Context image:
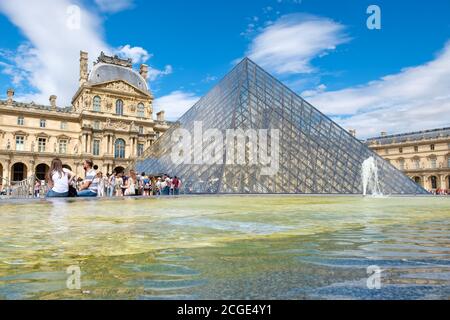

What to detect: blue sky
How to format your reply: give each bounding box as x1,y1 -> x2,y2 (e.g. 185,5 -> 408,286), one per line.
0,0 -> 449,138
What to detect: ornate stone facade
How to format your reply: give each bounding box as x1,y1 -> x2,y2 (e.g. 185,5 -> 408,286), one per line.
366,128 -> 450,192
0,51 -> 170,187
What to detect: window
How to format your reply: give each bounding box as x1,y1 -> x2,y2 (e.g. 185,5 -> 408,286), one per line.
139,126 -> 144,135
399,147 -> 403,154
15,136 -> 25,151
116,99 -> 124,116
40,119 -> 46,128
399,159 -> 405,170
114,139 -> 125,159
414,146 -> 419,152
38,138 -> 46,152
59,140 -> 68,154
93,139 -> 100,156
137,103 -> 145,117
137,143 -> 144,157
61,122 -> 67,130
93,96 -> 101,112
430,176 -> 437,189
430,144 -> 435,151
430,158 -> 437,169
17,116 -> 24,126
414,159 -> 420,169
93,121 -> 100,130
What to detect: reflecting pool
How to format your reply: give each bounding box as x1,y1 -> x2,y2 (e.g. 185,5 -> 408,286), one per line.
0,195 -> 449,300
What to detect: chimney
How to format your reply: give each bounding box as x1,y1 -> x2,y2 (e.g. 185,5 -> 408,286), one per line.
79,51 -> 89,86
349,129 -> 356,137
140,64 -> 148,79
49,95 -> 57,108
380,132 -> 387,137
156,110 -> 165,122
6,88 -> 14,103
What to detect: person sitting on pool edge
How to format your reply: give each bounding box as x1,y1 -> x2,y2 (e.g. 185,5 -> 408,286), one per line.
77,159 -> 98,197
46,158 -> 75,198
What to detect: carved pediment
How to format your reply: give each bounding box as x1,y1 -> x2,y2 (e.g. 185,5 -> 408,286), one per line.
92,80 -> 150,97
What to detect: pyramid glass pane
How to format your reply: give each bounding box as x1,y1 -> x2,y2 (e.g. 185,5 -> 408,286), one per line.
133,58 -> 428,195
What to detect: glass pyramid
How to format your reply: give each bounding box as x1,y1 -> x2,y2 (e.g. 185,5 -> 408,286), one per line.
134,58 -> 427,195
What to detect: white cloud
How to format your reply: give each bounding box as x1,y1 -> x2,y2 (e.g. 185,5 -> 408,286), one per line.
0,0 -> 169,106
305,42 -> 450,138
0,0 -> 108,105
94,0 -> 134,13
147,65 -> 173,82
245,13 -> 350,74
153,90 -> 200,121
116,45 -> 151,64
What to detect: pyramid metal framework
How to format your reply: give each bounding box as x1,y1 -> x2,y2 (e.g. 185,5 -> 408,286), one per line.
134,58 -> 427,195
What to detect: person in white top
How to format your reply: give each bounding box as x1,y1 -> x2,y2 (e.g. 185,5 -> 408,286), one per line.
46,158 -> 74,198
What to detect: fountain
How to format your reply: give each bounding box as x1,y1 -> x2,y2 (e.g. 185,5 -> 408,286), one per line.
361,156 -> 382,196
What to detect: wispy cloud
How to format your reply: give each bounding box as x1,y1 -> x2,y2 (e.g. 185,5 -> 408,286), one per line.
153,90 -> 200,121
305,42 -> 450,138
94,0 -> 134,13
0,0 -> 169,106
245,13 -> 350,75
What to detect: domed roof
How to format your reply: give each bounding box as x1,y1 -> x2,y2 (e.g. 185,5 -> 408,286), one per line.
88,63 -> 149,92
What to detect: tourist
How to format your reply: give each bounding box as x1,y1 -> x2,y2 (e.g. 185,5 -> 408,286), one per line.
96,172 -> 105,197
124,170 -> 138,196
115,171 -> 124,197
46,158 -> 75,198
108,172 -> 116,197
77,159 -> 98,197
142,173 -> 150,196
155,177 -> 162,196
121,172 -> 128,196
173,176 -> 181,195
34,180 -> 41,198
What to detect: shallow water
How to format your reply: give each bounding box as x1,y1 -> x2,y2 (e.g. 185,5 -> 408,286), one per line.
0,195 -> 449,300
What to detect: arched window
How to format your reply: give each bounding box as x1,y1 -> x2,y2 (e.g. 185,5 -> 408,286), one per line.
93,96 -> 101,112
137,103 -> 145,118
114,139 -> 126,159
430,176 -> 437,189
116,99 -> 124,116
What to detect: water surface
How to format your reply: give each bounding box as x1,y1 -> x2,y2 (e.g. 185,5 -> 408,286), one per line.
0,195 -> 449,299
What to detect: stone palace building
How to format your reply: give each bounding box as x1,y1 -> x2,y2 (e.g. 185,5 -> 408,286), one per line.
0,51 -> 170,187
367,128 -> 450,192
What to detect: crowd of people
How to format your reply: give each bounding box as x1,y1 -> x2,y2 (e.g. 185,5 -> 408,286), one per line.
41,158 -> 182,198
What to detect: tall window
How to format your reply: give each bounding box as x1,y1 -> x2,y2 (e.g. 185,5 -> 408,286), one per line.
40,119 -> 46,128
414,159 -> 420,169
93,139 -> 100,156
414,146 -> 419,152
137,143 -> 144,157
38,138 -> 46,152
114,139 -> 125,159
15,136 -> 25,151
59,140 -> 68,154
139,126 -> 144,135
430,158 -> 437,169
17,116 -> 24,126
93,96 -> 101,112
137,103 -> 145,118
116,99 -> 124,116
430,144 -> 435,151
61,122 -> 67,130
430,176 -> 437,189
